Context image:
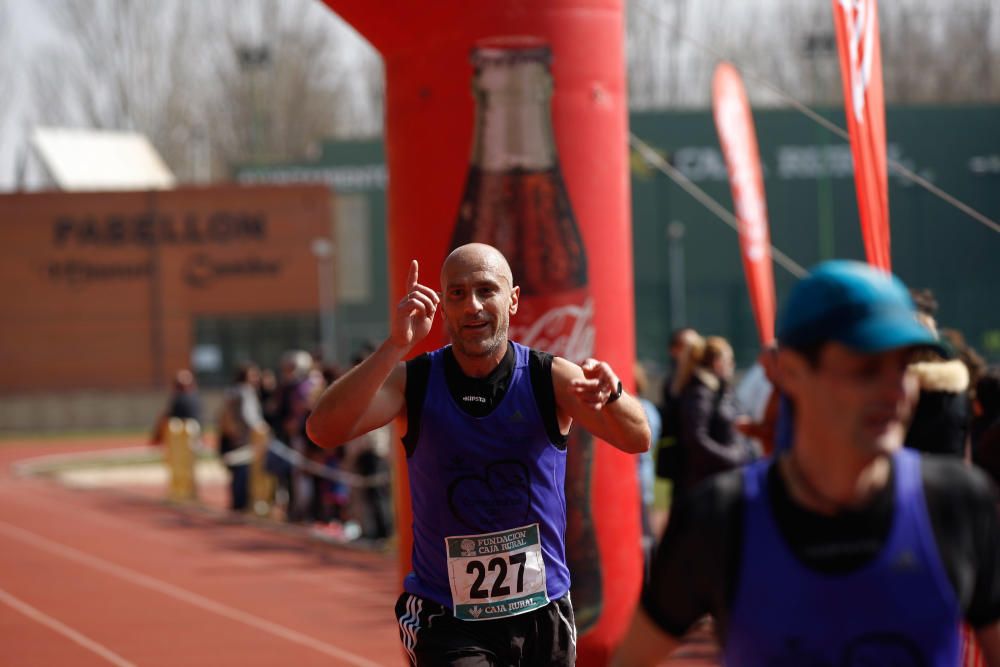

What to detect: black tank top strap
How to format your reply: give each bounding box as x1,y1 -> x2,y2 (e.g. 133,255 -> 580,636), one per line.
403,353 -> 432,457
528,349 -> 568,449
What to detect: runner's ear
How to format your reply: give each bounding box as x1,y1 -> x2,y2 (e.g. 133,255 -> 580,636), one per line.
774,348 -> 808,400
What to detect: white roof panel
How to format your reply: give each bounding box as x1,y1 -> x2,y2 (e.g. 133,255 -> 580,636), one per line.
31,127 -> 176,191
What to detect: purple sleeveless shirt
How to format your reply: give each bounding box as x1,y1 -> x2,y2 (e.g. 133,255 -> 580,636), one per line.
724,448 -> 961,666
403,342 -> 571,616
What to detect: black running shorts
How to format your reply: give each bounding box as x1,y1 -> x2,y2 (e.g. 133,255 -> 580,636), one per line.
395,591 -> 576,666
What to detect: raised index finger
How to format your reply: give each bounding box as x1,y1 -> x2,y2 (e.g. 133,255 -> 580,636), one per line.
407,259 -> 418,291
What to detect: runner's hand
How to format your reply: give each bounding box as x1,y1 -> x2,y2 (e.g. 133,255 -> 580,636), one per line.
571,358 -> 621,410
392,260 -> 439,352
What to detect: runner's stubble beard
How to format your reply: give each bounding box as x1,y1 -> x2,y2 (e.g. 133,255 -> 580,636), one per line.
446,311 -> 510,359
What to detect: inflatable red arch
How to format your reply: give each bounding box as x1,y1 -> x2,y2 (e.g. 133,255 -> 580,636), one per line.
319,2 -> 641,663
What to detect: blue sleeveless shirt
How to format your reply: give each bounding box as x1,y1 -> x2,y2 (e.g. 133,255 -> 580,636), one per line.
724,448 -> 961,666
403,342 -> 571,618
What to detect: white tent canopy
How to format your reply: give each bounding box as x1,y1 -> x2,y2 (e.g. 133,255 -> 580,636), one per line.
31,127 -> 175,191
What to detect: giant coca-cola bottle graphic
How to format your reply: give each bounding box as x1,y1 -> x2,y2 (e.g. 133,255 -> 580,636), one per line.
449,37 -> 602,632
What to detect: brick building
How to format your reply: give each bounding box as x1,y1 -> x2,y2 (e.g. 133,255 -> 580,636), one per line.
1,184 -> 332,398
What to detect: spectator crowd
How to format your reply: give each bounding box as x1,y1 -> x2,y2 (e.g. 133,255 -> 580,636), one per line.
156,344 -> 394,545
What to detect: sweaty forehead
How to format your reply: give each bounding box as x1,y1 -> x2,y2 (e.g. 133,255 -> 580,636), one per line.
440,248 -> 512,288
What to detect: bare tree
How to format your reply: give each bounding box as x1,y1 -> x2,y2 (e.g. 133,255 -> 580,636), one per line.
25,0 -> 383,183
30,2 -> 193,131
0,0 -> 14,170
626,0 -> 1000,110
19,0 -> 996,181
882,0 -> 998,104
627,0 -> 687,109
200,0 -> 383,172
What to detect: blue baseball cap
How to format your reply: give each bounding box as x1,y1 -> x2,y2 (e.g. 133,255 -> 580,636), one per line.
776,260 -> 946,355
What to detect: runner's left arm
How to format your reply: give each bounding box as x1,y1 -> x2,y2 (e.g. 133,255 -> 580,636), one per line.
551,356 -> 650,454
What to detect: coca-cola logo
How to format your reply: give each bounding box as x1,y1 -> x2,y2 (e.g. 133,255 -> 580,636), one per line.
837,0 -> 876,123
510,298 -> 595,363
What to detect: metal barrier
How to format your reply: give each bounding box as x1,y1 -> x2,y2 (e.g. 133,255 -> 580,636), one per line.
206,427 -> 393,532
165,417 -> 199,502
249,425 -> 276,517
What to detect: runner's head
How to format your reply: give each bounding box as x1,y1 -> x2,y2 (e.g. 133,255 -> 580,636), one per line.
440,244 -> 519,362
774,261 -> 944,458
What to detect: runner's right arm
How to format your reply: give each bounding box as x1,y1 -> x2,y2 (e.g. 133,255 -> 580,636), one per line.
615,469 -> 743,665
306,260 -> 439,448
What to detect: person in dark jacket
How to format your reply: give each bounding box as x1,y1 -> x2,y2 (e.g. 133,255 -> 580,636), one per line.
658,327 -> 699,439
972,366 -> 1000,487
674,335 -> 752,495
150,368 -> 202,445
655,327 -> 700,482
217,363 -> 265,511
904,288 -> 971,457
905,353 -> 971,456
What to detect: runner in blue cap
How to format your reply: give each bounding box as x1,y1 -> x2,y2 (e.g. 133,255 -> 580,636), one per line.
617,260 -> 1000,666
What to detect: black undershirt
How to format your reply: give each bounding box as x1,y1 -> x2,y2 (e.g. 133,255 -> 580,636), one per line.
642,454 -> 1000,642
442,344 -> 517,418
768,461 -> 893,573
401,344 -> 566,456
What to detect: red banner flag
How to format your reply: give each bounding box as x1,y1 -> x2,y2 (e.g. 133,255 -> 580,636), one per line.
712,62 -> 776,346
833,0 -> 891,271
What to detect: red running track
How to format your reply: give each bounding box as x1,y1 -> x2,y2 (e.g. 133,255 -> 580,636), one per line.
0,437 -> 719,666
0,437 -> 401,667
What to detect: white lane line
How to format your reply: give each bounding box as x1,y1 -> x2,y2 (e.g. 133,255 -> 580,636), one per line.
0,484 -> 393,597
0,586 -> 137,667
0,521 -> 386,667
10,446 -> 153,478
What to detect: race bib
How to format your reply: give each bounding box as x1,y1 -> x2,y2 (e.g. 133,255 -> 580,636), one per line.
445,523 -> 549,621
